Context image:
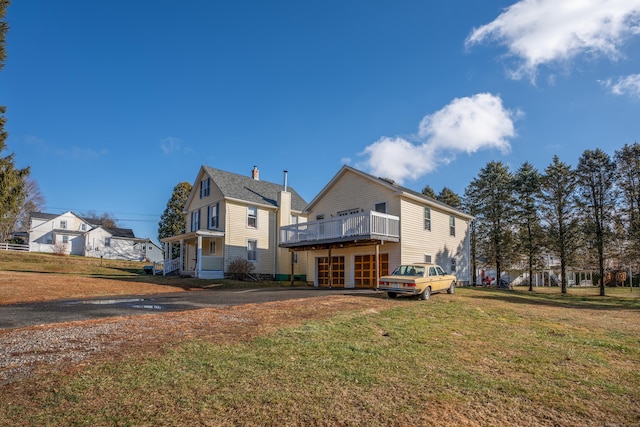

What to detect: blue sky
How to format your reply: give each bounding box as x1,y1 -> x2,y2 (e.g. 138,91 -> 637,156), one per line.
2,1 -> 640,243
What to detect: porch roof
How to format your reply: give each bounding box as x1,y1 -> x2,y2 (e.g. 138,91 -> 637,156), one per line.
161,229 -> 225,243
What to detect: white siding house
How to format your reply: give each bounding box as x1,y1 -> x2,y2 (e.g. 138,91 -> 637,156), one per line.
28,211 -> 158,261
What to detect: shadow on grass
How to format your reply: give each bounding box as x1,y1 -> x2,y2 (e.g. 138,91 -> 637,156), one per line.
465,287 -> 640,311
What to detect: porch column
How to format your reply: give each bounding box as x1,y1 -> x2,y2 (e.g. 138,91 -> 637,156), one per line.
328,247 -> 333,289
196,235 -> 203,278
163,242 -> 169,276
375,243 -> 380,290
180,239 -> 184,274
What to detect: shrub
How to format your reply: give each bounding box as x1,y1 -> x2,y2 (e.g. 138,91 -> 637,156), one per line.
227,257 -> 255,280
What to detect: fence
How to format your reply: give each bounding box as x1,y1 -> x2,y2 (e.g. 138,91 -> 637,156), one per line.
0,243 -> 29,252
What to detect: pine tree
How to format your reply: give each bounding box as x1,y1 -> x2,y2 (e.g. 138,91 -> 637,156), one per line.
539,156 -> 579,294
513,161 -> 544,291
575,149 -> 617,296
0,0 -> 30,241
437,187 -> 461,209
158,182 -> 192,247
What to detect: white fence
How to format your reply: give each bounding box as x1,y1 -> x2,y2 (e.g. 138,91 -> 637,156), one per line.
0,243 -> 29,252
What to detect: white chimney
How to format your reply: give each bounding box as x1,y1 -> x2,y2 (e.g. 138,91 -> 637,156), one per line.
283,170 -> 288,192
251,165 -> 259,181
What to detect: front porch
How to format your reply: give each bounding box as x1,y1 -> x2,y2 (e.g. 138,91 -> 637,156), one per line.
161,230 -> 226,279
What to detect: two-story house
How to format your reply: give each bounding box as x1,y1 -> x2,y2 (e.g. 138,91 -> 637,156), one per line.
161,166 -> 308,279
28,211 -> 159,261
279,165 -> 472,287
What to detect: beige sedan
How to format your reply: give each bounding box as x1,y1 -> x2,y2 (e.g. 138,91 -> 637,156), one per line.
377,263 -> 457,300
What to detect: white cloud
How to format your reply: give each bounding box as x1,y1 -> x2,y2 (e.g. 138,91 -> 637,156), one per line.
359,93 -> 519,184
466,0 -> 640,80
600,73 -> 640,97
161,137 -> 182,155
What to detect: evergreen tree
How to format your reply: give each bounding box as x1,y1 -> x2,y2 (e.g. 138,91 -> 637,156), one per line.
575,149 -> 617,296
437,187 -> 462,209
158,181 -> 192,247
614,142 -> 640,266
513,162 -> 544,291
539,156 -> 579,294
0,0 -> 30,241
465,161 -> 516,284
421,185 -> 436,199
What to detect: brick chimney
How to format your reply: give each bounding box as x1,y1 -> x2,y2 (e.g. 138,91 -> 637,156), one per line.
251,165 -> 259,181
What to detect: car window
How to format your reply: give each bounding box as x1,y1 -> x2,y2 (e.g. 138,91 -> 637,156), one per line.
436,266 -> 445,275
429,267 -> 436,276
415,267 -> 425,276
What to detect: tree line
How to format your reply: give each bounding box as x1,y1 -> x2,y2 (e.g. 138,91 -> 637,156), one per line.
462,145 -> 640,296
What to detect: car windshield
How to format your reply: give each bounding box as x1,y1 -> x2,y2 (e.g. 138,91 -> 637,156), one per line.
391,265 -> 425,276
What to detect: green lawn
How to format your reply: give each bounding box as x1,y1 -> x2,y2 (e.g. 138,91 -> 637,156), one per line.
2,287 -> 639,426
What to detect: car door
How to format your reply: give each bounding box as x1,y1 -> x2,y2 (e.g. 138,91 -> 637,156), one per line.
433,265 -> 449,291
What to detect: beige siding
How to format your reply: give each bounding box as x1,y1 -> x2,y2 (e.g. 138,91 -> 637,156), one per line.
224,200 -> 274,275
186,170 -> 225,232
309,171 -> 400,219
400,197 -> 470,278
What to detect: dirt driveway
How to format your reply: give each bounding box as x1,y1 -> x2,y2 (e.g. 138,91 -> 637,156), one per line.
0,271 -> 399,386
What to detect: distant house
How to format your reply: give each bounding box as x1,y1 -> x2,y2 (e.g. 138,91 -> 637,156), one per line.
161,166 -> 308,279
28,211 -> 160,261
279,165 -> 473,287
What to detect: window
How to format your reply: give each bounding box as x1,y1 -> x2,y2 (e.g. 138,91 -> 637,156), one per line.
374,202 -> 387,213
105,237 -> 111,247
60,220 -> 67,229
208,203 -> 219,229
191,210 -> 200,232
209,240 -> 216,255
62,235 -> 69,243
316,214 -> 324,220
451,258 -> 456,272
449,215 -> 456,236
424,207 -> 431,231
247,206 -> 257,228
200,178 -> 210,198
80,223 -> 86,231
291,215 -> 299,225
247,239 -> 257,261
424,254 -> 432,263
337,208 -> 360,216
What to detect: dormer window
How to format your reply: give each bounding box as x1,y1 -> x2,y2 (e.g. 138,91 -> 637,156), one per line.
60,220 -> 67,229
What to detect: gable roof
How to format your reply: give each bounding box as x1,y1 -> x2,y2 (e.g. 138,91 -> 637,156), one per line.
30,212 -> 137,237
102,226 -> 136,239
306,165 -> 473,220
199,166 -> 307,211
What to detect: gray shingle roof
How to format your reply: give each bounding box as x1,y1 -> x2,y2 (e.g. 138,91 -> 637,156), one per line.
203,166 -> 307,211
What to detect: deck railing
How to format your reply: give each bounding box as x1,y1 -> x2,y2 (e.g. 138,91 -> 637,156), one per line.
279,211 -> 399,246
162,258 -> 181,276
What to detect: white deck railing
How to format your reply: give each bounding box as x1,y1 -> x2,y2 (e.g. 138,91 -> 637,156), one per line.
279,211 -> 399,246
162,258 -> 181,275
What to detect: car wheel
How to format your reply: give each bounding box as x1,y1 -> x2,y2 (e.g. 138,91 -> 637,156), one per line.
420,287 -> 431,300
447,282 -> 455,294
387,292 -> 397,298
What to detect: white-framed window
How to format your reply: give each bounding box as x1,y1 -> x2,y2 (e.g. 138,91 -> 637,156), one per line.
60,220 -> 67,229
209,240 -> 216,255
200,178 -> 210,198
374,202 -> 387,213
191,210 -> 200,232
62,235 -> 69,243
424,254 -> 432,263
424,207 -> 431,231
247,206 -> 257,228
208,203 -> 219,229
81,223 -> 86,231
247,239 -> 257,262
291,215 -> 299,225
449,215 -> 456,237
105,237 -> 111,247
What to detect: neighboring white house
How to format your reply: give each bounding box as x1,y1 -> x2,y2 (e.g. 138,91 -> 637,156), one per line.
28,211 -> 161,261
279,165 -> 473,287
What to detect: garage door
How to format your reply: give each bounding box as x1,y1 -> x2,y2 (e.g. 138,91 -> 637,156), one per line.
317,256 -> 345,287
354,253 -> 388,288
